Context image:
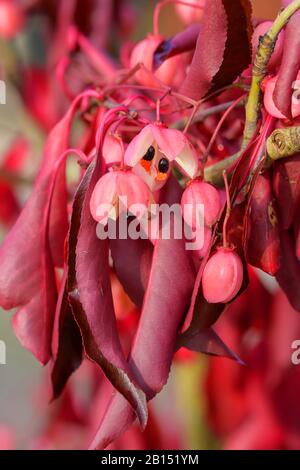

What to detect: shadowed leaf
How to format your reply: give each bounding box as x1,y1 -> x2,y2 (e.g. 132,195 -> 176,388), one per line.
67,162 -> 148,427
247,170 -> 281,275
179,0 -> 252,100
90,178 -> 195,449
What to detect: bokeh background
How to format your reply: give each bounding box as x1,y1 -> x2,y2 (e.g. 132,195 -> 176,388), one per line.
1,0 -> 299,450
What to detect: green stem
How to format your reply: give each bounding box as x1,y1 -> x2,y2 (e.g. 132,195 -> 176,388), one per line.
204,153 -> 240,186
242,0 -> 300,147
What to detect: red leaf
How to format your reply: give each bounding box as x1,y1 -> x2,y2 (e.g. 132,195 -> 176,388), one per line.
51,272 -> 83,400
67,162 -> 148,427
0,93 -> 95,363
179,0 -> 252,101
295,205 -> 300,260
273,11 -> 300,120
11,153 -> 69,364
247,170 -> 281,275
110,236 -> 153,309
0,169 -> 60,364
90,178 -> 195,449
177,327 -> 243,364
273,154 -> 300,230
129,226 -> 195,396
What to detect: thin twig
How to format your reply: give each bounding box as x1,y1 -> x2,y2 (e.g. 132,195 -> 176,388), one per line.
202,95 -> 246,163
172,99 -> 246,130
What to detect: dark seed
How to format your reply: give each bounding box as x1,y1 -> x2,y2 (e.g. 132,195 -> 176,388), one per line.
158,157 -> 169,173
143,145 -> 155,161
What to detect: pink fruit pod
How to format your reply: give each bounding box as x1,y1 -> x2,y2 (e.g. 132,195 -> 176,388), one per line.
124,123 -> 199,191
181,179 -> 221,228
102,134 -> 123,167
90,170 -> 152,225
130,34 -> 186,88
263,72 -> 300,119
252,21 -> 284,70
175,0 -> 205,25
202,248 -> 243,304
0,0 -> 24,38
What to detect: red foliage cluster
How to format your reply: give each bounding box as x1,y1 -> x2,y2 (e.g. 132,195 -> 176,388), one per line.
0,0 -> 300,450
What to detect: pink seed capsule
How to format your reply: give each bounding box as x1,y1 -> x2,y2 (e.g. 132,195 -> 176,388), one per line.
181,180 -> 221,228
263,72 -> 300,119
202,248 -> 243,303
90,170 -> 151,225
102,134 -> 123,167
124,124 -> 199,191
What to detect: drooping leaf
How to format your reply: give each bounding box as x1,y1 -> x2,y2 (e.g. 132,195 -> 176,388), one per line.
90,178 -> 195,449
51,273 -> 83,400
48,169 -> 69,268
67,161 -> 147,427
2,167 -> 59,364
0,93 -> 95,364
211,0 -> 252,93
177,327 -> 243,364
179,0 -> 252,101
182,294 -> 225,340
295,205 -> 300,260
11,198 -> 58,364
128,225 -> 195,397
247,170 -> 281,275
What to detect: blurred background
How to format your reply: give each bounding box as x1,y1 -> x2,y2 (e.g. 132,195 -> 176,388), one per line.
1,0 -> 300,450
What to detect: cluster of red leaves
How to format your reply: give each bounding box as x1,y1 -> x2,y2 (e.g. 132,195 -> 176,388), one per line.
32,276 -> 184,451
0,0 -> 299,450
